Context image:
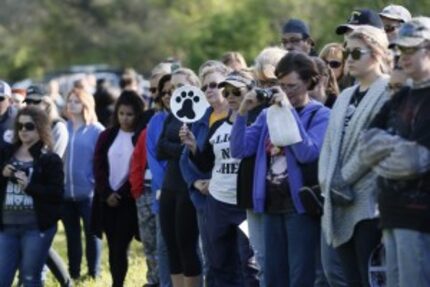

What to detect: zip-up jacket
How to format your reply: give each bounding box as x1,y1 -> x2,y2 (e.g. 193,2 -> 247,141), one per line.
64,121 -> 104,200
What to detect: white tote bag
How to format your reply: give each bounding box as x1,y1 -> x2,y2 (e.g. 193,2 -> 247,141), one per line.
266,100 -> 302,146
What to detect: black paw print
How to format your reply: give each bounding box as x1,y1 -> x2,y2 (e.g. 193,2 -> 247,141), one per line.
176,90 -> 200,120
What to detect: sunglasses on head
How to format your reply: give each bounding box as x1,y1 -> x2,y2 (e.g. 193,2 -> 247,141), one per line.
149,87 -> 157,94
222,88 -> 241,98
25,99 -> 42,105
326,60 -> 343,69
201,82 -> 219,92
17,122 -> 36,131
343,48 -> 371,60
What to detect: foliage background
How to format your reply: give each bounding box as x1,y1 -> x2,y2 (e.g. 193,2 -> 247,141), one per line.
0,0 -> 429,81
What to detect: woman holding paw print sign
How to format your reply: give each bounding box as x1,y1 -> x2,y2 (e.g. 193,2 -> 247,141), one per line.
157,68 -> 202,287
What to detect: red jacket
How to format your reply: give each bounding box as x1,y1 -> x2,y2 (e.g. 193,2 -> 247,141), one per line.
129,128 -> 147,199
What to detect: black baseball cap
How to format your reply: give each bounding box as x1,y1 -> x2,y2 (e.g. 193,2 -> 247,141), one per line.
336,9 -> 384,35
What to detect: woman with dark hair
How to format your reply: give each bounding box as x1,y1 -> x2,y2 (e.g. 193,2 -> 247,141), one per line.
0,107 -> 64,286
157,68 -> 202,287
93,90 -> 144,287
230,52 -> 330,286
311,57 -> 340,108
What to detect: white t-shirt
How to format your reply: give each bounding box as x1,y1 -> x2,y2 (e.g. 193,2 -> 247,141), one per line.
108,130 -> 134,191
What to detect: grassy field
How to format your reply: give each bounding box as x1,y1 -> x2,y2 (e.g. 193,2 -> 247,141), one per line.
43,223 -> 148,287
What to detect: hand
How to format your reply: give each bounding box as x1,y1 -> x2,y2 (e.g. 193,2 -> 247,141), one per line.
193,179 -> 210,195
358,128 -> 398,166
14,171 -> 29,189
2,164 -> 16,178
374,140 -> 430,180
106,193 -> 121,207
179,124 -> 197,154
269,86 -> 292,108
238,89 -> 259,115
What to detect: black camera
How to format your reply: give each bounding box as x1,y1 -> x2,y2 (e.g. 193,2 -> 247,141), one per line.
255,88 -> 275,103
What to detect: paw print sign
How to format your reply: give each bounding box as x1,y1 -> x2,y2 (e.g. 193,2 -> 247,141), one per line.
170,85 -> 209,123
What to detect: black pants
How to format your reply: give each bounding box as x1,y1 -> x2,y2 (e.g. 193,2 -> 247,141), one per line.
335,219 -> 381,287
159,187 -> 201,276
103,198 -> 137,287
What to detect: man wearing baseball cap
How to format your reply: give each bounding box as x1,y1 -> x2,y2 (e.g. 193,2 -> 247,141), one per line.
379,4 -> 412,43
360,17 -> 430,287
336,8 -> 384,35
0,80 -> 17,148
281,19 -> 315,54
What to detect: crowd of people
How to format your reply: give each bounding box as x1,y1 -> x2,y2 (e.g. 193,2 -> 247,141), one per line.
0,3 -> 429,287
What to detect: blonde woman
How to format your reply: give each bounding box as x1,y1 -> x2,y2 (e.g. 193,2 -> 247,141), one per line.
63,88 -> 104,280
319,26 -> 392,287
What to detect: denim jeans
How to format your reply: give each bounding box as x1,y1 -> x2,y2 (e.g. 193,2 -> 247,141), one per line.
0,224 -> 56,287
263,212 -> 320,287
136,190 -> 159,285
196,206 -> 215,287
206,195 -> 259,287
62,198 -> 102,278
384,228 -> 430,287
246,209 -> 265,287
156,215 -> 173,287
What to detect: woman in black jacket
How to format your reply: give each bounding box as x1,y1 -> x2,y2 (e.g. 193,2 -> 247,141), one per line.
92,90 -> 144,287
0,106 -> 64,287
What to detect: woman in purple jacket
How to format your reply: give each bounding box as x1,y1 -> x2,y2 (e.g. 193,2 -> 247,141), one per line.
230,52 -> 330,287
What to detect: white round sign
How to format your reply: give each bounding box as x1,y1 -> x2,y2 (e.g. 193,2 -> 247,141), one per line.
170,85 -> 209,123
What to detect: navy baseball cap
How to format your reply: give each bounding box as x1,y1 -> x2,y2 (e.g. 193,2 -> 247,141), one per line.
282,19 -> 311,38
336,9 -> 384,35
26,85 -> 45,100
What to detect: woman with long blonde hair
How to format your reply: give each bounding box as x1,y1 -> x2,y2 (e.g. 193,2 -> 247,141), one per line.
62,88 -> 104,280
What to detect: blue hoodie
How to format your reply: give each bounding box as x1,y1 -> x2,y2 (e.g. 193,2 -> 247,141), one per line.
146,111 -> 168,214
230,100 -> 330,213
180,107 -> 214,211
64,121 -> 104,200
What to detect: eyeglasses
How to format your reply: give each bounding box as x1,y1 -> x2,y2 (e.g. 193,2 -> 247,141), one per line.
326,60 -> 343,69
397,45 -> 429,56
222,88 -> 241,98
281,37 -> 303,46
201,82 -> 219,92
384,24 -> 400,34
17,122 -> 36,131
149,87 -> 157,94
343,48 -> 371,60
25,99 -> 42,105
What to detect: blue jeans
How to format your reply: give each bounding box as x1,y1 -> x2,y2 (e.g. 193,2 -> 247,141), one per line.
247,209 -> 265,287
384,228 -> 430,287
263,212 -> 320,287
196,206 -> 215,287
156,214 -> 173,287
320,235 -> 347,287
62,198 -> 102,278
0,224 -> 56,287
206,195 -> 259,287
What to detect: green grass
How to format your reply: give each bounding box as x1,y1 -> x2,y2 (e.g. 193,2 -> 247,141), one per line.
44,223 -> 148,287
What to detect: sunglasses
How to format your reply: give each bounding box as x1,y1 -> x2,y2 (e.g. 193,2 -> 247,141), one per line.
222,88 -> 241,98
384,24 -> 400,34
201,82 -> 219,92
17,122 -> 36,131
149,87 -> 157,94
326,60 -> 343,69
160,90 -> 172,98
343,48 -> 371,60
397,45 -> 429,56
0,97 -> 5,102
25,99 -> 42,105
